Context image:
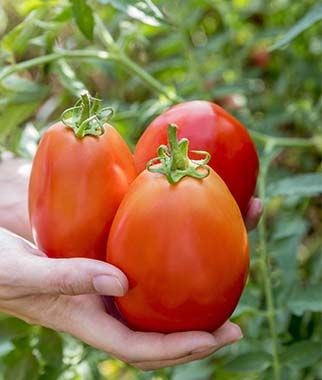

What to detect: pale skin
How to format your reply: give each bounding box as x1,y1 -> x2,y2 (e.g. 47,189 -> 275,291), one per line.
0,155 -> 262,370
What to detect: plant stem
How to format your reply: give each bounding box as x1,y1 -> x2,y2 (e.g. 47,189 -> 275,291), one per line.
179,24 -> 206,96
257,148 -> 281,380
94,14 -> 183,103
249,129 -> 316,149
115,53 -> 181,102
0,48 -> 182,103
0,50 -> 111,82
1,49 -> 317,152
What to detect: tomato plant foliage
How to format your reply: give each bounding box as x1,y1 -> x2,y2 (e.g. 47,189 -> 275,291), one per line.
0,0 -> 321,379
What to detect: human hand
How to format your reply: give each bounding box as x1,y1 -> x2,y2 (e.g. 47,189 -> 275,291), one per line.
0,228 -> 243,370
0,154 -> 32,240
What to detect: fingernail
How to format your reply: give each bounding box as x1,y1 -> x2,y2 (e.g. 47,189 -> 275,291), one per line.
232,324 -> 243,341
191,343 -> 217,354
253,198 -> 263,214
93,275 -> 125,296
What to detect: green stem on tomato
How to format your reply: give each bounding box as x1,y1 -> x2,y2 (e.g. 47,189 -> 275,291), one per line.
257,146 -> 281,380
61,92 -> 113,138
168,124 -> 190,170
147,124 -> 211,184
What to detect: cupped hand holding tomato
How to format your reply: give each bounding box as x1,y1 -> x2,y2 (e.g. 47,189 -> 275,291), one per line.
0,158 -> 261,371
107,125 -> 250,333
29,93 -> 137,261
134,100 -> 259,217
0,228 -> 244,371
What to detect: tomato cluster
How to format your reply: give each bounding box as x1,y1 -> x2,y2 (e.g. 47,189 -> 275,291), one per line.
29,94 -> 258,333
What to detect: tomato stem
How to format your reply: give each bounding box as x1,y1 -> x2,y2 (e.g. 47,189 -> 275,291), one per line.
168,124 -> 190,171
61,92 -> 113,139
79,92 -> 91,125
147,124 -> 211,184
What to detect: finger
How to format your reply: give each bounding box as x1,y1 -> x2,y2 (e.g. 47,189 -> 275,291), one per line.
67,304 -> 218,363
0,230 -> 128,297
245,197 -> 263,231
21,256 -> 128,297
131,322 -> 243,370
66,300 -> 239,365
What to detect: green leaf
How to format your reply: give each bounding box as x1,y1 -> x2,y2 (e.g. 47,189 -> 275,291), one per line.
288,284 -> 322,316
0,102 -> 40,144
38,328 -> 63,368
233,286 -> 261,317
0,75 -> 49,103
4,350 -> 39,380
281,341 -> 322,369
0,6 -> 8,35
70,0 -> 94,40
99,0 -> 167,26
271,214 -> 308,240
0,341 -> 14,358
54,60 -> 87,96
1,10 -> 42,55
267,173 -> 322,198
224,352 -> 272,372
172,360 -> 213,380
270,3 -> 322,50
0,317 -> 31,341
13,122 -> 39,159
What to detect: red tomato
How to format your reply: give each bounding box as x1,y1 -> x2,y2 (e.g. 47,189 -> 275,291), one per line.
107,126 -> 249,333
134,101 -> 259,217
29,95 -> 136,260
250,47 -> 270,68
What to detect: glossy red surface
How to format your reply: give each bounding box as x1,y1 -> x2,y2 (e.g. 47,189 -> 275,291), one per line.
107,168 -> 249,333
134,101 -> 259,217
29,122 -> 136,260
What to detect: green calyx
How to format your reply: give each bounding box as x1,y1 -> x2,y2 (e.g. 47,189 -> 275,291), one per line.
61,91 -> 113,138
147,124 -> 211,184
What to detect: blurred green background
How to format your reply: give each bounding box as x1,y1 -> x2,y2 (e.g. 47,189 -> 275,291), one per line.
0,0 -> 321,379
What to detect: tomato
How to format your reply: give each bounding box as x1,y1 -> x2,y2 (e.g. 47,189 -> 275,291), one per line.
29,93 -> 136,260
216,94 -> 245,111
107,125 -> 249,333
134,101 -> 259,217
250,47 -> 270,68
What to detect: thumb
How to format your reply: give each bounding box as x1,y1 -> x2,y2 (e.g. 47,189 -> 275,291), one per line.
26,256 -> 129,296
0,228 -> 128,297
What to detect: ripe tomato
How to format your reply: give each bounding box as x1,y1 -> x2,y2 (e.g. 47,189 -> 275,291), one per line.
107,125 -> 249,333
134,101 -> 259,217
250,47 -> 270,68
29,94 -> 136,260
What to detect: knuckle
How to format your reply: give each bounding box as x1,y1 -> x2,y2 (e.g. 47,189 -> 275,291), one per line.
49,263 -> 81,296
0,286 -> 20,300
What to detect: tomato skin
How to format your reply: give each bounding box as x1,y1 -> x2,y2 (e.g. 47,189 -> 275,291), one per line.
250,48 -> 270,68
29,122 -> 136,261
134,101 -> 259,217
107,168 -> 249,333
